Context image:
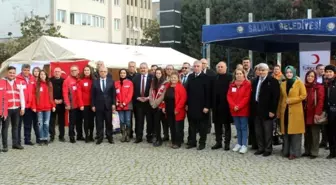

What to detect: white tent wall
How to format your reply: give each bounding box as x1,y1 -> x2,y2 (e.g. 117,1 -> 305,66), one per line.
1,36 -> 197,73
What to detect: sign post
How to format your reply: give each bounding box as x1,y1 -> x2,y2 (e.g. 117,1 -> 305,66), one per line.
206,8 -> 210,63
248,13 -> 253,66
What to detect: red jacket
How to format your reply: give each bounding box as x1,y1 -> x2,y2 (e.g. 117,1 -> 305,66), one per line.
16,73 -> 35,108
77,77 -> 93,107
227,80 -> 251,117
163,83 -> 187,121
115,79 -> 134,111
31,81 -> 55,112
0,79 -> 8,118
304,84 -> 325,125
63,76 -> 80,109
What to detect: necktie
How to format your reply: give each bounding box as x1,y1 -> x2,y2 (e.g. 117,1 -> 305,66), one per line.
183,75 -> 187,84
102,79 -> 106,91
141,75 -> 145,97
256,77 -> 264,102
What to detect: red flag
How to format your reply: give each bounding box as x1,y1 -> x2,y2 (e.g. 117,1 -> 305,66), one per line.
50,60 -> 89,126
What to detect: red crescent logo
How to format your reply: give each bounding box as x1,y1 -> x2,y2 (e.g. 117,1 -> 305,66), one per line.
311,54 -> 320,64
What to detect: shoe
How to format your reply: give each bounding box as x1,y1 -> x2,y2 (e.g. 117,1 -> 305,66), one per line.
288,155 -> 296,160
224,144 -> 230,151
95,136 -> 99,140
153,141 -> 162,147
85,137 -> 90,143
77,136 -> 85,141
239,145 -> 248,154
232,144 -> 241,152
12,145 -> 24,150
186,145 -> 196,149
172,145 -> 180,149
197,145 -> 205,150
251,145 -> 258,150
211,143 -> 222,150
24,141 -> 34,146
50,137 -> 54,143
44,140 -> 49,145
59,137 -> 66,142
125,128 -> 131,142
254,151 -> 264,155
262,152 -> 272,157
162,137 -> 169,142
108,137 -> 114,144
89,137 -> 94,142
302,153 -> 310,157
70,137 -> 76,143
147,139 -> 153,143
96,139 -> 103,145
120,126 -> 126,142
2,148 -> 8,152
134,139 -> 142,143
319,142 -> 327,148
310,155 -> 317,159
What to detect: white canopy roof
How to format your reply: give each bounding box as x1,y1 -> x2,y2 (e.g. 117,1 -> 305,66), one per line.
1,36 -> 197,69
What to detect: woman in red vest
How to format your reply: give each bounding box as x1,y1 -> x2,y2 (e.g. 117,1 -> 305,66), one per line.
32,67 -> 41,81
163,71 -> 187,149
227,69 -> 251,154
78,66 -> 95,143
32,70 -> 56,145
115,69 -> 134,142
0,79 -> 8,122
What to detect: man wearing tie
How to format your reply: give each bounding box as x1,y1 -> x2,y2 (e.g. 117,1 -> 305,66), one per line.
132,62 -> 153,143
180,62 -> 191,88
91,67 -> 116,145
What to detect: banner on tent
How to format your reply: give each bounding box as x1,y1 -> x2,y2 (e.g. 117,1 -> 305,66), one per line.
10,61 -> 48,75
299,42 -> 330,79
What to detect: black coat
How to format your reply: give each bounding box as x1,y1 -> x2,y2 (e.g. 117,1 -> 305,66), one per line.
251,75 -> 280,119
246,68 -> 255,80
50,77 -> 64,100
204,69 -> 216,107
212,73 -> 233,123
94,71 -> 112,80
91,78 -> 116,111
325,78 -> 336,120
186,72 -> 211,120
132,73 -> 153,102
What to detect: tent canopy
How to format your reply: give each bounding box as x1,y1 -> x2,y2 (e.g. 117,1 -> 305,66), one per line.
202,17 -> 336,52
2,36 -> 196,69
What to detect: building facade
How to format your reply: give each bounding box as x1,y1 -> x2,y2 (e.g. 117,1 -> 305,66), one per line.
0,0 -> 152,45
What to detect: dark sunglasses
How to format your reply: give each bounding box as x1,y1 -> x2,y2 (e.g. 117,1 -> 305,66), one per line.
182,67 -> 188,69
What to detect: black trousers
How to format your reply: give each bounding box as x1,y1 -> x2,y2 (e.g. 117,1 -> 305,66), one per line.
214,117 -> 231,145
2,108 -> 20,148
83,106 -> 95,138
188,117 -> 207,146
19,108 -> 39,144
255,116 -> 273,152
49,104 -> 65,139
135,102 -> 153,141
327,117 -> 336,152
151,108 -> 164,142
248,116 -> 258,148
168,114 -> 184,147
162,115 -> 169,139
96,109 -> 113,140
69,108 -> 81,138
321,125 -> 328,144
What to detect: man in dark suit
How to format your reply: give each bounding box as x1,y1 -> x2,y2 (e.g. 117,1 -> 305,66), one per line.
186,60 -> 211,150
211,61 -> 233,151
93,61 -> 112,79
180,62 -> 191,88
201,58 -> 216,134
251,63 -> 280,157
132,62 -> 153,143
242,57 -> 255,80
91,67 -> 116,145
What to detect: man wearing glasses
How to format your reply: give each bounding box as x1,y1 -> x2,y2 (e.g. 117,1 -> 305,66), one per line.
180,62 -> 191,87
63,66 -> 82,143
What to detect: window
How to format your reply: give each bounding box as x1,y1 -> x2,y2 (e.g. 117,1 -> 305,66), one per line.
126,38 -> 130,45
135,39 -> 138,45
114,0 -> 119,6
135,0 -> 137,6
127,15 -> 130,28
75,13 -> 81,25
100,17 -> 105,28
87,14 -> 92,26
81,14 -> 87,25
131,16 -> 134,27
135,17 -> 138,27
140,18 -> 143,29
144,18 -> 147,28
70,13 -> 75,24
131,0 -> 133,6
131,38 -> 134,45
127,0 -> 129,5
140,0 -> 143,8
57,10 -> 66,23
144,0 -> 146,9
114,19 -> 120,30
93,0 -> 104,3
148,0 -> 150,9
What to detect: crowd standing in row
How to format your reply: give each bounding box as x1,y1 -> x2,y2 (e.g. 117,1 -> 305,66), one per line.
0,59 -> 336,160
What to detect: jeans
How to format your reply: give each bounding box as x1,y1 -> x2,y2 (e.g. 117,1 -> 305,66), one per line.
118,110 -> 131,127
37,111 -> 51,141
233,116 -> 248,146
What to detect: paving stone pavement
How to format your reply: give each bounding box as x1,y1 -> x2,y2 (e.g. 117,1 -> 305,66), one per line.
0,124 -> 336,185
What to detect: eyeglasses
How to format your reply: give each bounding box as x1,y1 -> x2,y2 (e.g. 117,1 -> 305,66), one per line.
182,67 -> 188,69
202,63 -> 207,65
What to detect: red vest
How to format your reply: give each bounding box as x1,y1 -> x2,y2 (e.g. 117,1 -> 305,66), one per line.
0,80 -> 8,117
6,79 -> 22,109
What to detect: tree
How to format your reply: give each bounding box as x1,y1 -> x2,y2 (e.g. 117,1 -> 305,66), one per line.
0,15 -> 65,63
141,19 -> 160,46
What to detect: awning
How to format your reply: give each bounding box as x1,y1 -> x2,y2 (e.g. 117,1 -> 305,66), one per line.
202,17 -> 336,52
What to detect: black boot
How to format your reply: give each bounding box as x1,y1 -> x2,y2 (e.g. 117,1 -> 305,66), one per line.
120,125 -> 126,142
211,143 -> 222,150
326,148 -> 336,159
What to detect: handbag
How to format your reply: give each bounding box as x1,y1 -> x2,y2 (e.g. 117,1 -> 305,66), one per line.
112,111 -> 121,132
314,90 -> 328,124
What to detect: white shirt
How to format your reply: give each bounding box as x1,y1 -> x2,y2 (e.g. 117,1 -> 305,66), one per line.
255,76 -> 265,102
317,76 -> 323,84
7,79 -> 25,110
100,78 -> 107,92
203,69 -> 207,74
140,74 -> 148,95
181,73 -> 190,84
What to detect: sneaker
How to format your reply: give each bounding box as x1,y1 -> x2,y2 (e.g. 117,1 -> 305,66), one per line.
232,144 -> 241,152
239,145 -> 248,154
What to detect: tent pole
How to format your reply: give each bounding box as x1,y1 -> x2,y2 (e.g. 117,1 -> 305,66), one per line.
206,8 -> 211,64
248,13 -> 253,66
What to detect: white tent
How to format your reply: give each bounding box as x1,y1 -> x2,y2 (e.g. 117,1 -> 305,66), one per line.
1,36 -> 196,70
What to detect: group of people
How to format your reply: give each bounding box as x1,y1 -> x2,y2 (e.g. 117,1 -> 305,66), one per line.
0,58 -> 336,160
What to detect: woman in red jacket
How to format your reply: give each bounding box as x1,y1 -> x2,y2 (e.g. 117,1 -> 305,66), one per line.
302,70 -> 325,159
115,69 -> 134,142
32,67 -> 41,81
227,69 -> 251,154
32,70 -> 56,145
163,71 -> 187,149
78,65 -> 95,143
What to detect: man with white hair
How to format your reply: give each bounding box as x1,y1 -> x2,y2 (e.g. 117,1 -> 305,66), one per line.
94,61 -> 112,79
251,63 -> 280,157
